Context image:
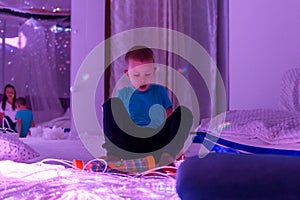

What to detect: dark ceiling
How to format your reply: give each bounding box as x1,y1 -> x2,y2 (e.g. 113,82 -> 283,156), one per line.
0,0 -> 70,38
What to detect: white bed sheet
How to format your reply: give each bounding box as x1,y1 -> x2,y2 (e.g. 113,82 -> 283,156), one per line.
20,137 -> 95,163
220,136 -> 300,151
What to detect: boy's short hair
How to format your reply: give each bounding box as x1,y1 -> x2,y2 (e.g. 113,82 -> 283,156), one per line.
16,97 -> 27,106
125,45 -> 154,63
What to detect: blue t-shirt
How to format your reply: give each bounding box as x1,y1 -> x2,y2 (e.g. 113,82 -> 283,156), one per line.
117,84 -> 172,128
15,109 -> 33,138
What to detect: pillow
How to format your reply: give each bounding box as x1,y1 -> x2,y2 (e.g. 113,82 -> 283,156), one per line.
198,109 -> 300,144
0,133 -> 40,162
42,127 -> 70,140
279,68 -> 300,112
29,126 -> 43,137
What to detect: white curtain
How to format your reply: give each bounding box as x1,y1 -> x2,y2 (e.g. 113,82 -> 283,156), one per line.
108,0 -> 228,129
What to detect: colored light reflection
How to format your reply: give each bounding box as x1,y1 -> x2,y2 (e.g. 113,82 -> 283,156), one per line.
177,67 -> 187,74
83,73 -> 90,81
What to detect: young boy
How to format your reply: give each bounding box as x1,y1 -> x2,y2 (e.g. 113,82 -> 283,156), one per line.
15,97 -> 34,138
102,46 -> 193,166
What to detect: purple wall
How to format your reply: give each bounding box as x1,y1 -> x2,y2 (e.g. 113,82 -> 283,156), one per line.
229,0 -> 300,110
71,0 -> 105,137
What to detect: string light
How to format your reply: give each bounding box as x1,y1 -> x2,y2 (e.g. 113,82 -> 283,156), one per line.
0,159 -> 181,199
50,24 -> 64,33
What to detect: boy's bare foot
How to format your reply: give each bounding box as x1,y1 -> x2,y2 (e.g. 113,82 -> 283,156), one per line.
158,152 -> 174,166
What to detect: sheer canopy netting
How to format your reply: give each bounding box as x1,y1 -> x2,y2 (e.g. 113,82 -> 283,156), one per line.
0,16 -> 70,124
108,0 -> 229,129
18,19 -> 65,123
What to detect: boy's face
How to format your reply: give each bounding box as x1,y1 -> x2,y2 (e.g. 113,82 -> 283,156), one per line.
16,103 -> 20,109
126,58 -> 155,92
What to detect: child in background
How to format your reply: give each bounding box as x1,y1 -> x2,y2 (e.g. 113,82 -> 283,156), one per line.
102,45 -> 193,166
15,97 -> 34,138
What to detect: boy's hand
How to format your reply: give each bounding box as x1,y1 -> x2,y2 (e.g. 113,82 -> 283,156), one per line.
0,112 -> 4,121
99,155 -> 121,162
166,108 -> 172,118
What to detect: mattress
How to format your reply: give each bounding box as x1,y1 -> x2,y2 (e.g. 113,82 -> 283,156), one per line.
185,131 -> 300,158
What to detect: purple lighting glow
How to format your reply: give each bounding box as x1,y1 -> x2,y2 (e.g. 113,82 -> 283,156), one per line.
0,160 -> 180,199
